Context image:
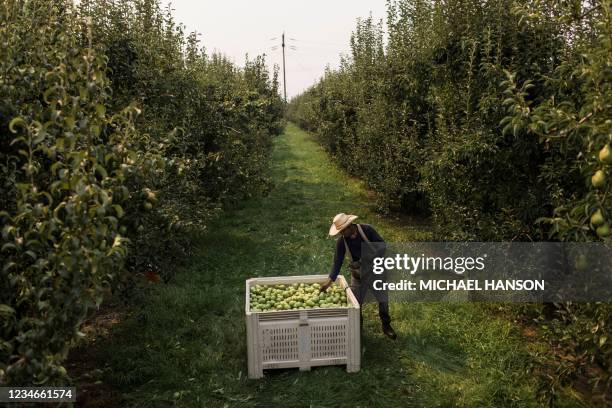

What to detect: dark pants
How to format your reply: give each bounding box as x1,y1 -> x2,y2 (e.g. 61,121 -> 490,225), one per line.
350,268 -> 391,325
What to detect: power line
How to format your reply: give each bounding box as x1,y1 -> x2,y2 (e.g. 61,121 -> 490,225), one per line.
288,38 -> 345,47
265,35 -> 347,100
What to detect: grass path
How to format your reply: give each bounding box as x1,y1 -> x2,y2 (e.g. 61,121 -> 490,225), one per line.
91,124 -> 582,407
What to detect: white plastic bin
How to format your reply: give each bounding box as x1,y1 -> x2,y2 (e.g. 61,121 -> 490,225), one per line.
245,274 -> 360,379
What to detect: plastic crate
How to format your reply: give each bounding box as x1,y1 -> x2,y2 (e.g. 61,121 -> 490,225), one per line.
245,274 -> 361,379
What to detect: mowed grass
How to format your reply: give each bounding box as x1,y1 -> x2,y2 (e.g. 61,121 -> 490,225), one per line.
92,123 -> 583,407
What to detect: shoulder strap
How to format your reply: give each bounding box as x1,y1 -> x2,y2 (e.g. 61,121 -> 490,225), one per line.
357,224 -> 370,242
343,224 -> 369,263
343,237 -> 353,262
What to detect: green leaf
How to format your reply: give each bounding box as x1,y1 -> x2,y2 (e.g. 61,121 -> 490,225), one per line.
113,205 -> 124,218
94,164 -> 108,178
0,305 -> 15,317
95,104 -> 106,118
2,262 -> 16,273
9,117 -> 26,133
65,116 -> 76,129
43,86 -> 57,103
1,243 -> 16,252
25,239 -> 41,249
502,122 -> 512,136
32,128 -> 47,145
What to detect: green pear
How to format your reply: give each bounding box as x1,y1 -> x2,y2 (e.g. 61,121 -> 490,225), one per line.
599,144 -> 612,165
574,254 -> 588,271
596,223 -> 610,238
591,170 -> 606,188
591,209 -> 605,227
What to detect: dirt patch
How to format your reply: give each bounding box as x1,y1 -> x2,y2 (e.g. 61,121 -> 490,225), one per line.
522,326 -> 537,339
65,297 -> 129,407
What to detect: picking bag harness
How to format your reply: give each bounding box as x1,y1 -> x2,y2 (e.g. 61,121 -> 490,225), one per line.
343,224 -> 370,281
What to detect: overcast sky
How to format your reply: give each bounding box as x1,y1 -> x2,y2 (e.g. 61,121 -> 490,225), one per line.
161,0 -> 387,99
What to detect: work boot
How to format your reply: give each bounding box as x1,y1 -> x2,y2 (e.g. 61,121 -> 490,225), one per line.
382,323 -> 397,340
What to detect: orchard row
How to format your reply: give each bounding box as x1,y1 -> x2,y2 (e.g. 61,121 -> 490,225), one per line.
0,0 -> 284,385
287,0 -> 610,400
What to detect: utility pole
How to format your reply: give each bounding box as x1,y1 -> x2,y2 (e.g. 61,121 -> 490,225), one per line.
282,32 -> 287,102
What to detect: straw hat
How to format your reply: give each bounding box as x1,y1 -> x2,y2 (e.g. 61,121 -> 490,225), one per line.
329,213 -> 358,236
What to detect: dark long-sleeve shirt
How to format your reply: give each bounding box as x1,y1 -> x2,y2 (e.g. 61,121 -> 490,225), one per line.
329,223 -> 385,281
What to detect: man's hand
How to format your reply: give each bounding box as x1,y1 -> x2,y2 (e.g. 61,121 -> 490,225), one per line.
319,278 -> 333,292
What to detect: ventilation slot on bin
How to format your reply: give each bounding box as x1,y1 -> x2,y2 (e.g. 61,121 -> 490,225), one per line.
310,323 -> 347,359
259,311 -> 300,322
307,309 -> 348,318
261,327 -> 299,362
